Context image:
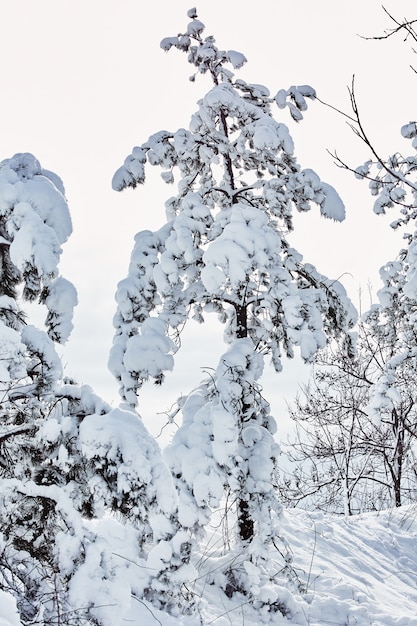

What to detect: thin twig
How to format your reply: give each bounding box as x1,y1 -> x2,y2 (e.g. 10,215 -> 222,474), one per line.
359,7 -> 417,44
131,595 -> 163,626
314,95 -> 357,123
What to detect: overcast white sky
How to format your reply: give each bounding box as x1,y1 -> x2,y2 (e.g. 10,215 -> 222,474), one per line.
3,0 -> 416,439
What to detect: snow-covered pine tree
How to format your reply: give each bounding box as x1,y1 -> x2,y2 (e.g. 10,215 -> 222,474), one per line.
0,152 -> 77,485
347,158 -> 417,515
0,152 -> 81,621
111,7 -> 355,610
0,153 -> 190,624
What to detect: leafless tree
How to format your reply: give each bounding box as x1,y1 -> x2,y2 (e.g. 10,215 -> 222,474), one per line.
278,320 -> 417,515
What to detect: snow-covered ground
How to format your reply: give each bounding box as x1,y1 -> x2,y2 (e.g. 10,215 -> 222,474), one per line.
4,505 -> 415,626
124,504 -> 417,625
283,506 -> 417,626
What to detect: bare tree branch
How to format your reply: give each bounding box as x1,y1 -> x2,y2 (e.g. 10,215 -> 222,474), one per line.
360,7 -> 417,44
359,7 -> 417,72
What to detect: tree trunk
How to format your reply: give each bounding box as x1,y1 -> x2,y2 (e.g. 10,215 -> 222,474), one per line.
394,429 -> 404,508
392,408 -> 404,508
235,303 -> 247,340
237,499 -> 254,541
234,303 -> 255,541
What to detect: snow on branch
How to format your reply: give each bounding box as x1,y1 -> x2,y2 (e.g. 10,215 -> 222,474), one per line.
0,153 -> 77,342
110,8 -> 354,424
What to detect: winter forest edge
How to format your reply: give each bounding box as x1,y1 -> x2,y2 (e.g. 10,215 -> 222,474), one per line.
1,6 -> 417,625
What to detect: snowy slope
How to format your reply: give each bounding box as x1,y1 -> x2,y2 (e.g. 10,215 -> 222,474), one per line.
2,505 -> 416,625
282,506 -> 417,626
126,505 -> 417,625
